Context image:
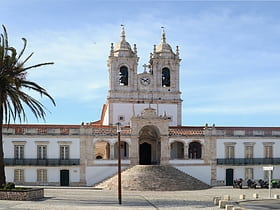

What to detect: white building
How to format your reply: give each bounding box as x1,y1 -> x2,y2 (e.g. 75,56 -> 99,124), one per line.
3,28 -> 280,187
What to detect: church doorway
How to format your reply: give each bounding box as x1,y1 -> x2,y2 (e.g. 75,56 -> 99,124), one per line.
138,125 -> 161,165
139,142 -> 151,165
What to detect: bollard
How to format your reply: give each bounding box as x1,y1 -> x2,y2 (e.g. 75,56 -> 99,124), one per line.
274,194 -> 280,199
219,200 -> 227,209
224,195 -> 230,200
225,204 -> 234,210
213,196 -> 222,205
253,193 -> 259,199
239,194 -> 245,200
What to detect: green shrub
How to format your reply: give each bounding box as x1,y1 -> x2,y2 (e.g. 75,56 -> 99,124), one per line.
1,182 -> 15,190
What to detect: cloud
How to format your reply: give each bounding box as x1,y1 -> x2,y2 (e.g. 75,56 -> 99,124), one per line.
5,2 -> 280,125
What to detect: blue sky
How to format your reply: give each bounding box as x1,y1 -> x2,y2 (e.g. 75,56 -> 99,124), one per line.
1,0 -> 280,126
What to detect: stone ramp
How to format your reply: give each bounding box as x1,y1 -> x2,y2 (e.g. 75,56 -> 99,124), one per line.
94,165 -> 210,191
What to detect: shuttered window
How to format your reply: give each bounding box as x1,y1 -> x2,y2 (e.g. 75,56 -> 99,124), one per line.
245,168 -> 254,180
14,169 -> 24,182
37,145 -> 47,160
14,145 -> 24,160
37,169 -> 47,182
60,145 -> 69,160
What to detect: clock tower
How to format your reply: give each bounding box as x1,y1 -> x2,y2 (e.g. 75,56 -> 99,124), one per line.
101,27 -> 182,126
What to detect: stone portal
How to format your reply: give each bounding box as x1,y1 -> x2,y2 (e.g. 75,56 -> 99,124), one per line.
139,125 -> 161,165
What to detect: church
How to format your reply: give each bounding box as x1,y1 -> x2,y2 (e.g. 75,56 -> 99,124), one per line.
3,27 -> 280,187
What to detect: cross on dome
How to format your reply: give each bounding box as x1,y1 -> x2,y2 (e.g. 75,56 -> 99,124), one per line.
161,26 -> 166,43
121,24 -> 126,41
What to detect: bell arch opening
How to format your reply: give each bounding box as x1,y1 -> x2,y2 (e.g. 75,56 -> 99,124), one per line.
138,125 -> 161,165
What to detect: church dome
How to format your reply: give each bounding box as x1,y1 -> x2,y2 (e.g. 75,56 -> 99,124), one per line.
155,28 -> 173,53
156,42 -> 173,53
115,38 -> 132,51
113,26 -> 135,56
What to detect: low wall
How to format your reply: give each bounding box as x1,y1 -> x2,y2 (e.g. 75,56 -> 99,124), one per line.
0,188 -> 44,200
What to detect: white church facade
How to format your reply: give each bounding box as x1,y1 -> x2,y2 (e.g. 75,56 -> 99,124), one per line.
2,28 -> 280,187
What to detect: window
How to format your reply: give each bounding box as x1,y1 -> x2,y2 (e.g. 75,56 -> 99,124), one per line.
60,145 -> 69,160
37,145 -> 47,160
264,170 -> 273,180
14,169 -> 24,183
225,145 -> 235,159
14,145 -> 24,160
37,169 -> 47,183
170,141 -> 184,159
162,67 -> 170,87
263,143 -> 274,159
245,146 -> 254,158
188,142 -> 202,159
114,141 -> 129,159
244,143 -> 255,158
119,66 -> 128,86
118,115 -> 125,121
245,168 -> 254,180
95,141 -> 110,160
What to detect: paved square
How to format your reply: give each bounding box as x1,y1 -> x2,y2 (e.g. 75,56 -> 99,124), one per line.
1,187 -> 280,209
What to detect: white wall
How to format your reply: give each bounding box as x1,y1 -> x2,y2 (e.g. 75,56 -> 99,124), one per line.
48,168 -> 59,182
86,166 -> 128,186
217,138 -> 280,158
175,166 -> 211,185
5,167 -> 80,184
3,137 -> 80,159
5,167 -> 14,183
111,103 -> 178,126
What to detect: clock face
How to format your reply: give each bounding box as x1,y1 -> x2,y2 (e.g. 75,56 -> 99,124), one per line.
140,76 -> 151,86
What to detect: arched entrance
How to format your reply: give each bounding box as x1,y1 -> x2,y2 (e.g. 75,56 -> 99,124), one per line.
139,125 -> 161,165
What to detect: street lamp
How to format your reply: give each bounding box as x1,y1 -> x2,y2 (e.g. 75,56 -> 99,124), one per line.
116,122 -> 122,205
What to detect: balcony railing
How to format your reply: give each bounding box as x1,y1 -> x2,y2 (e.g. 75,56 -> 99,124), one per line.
217,158 -> 280,165
4,158 -> 80,166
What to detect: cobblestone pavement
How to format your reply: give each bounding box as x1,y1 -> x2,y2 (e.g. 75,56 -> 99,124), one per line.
0,187 -> 280,209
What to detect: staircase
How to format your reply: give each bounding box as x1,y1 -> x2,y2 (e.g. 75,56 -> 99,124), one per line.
94,165 -> 210,191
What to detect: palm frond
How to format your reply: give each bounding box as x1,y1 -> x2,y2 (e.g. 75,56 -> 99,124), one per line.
1,25 -> 8,57
22,62 -> 54,71
0,25 -> 56,125
16,38 -> 27,62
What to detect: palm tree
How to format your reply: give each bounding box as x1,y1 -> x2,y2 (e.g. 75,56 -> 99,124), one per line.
0,25 -> 55,186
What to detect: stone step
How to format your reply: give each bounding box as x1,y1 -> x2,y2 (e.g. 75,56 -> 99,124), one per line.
95,165 -> 210,191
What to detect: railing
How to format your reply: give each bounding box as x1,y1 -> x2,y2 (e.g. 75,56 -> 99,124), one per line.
4,158 -> 80,166
217,158 -> 280,165
169,127 -> 204,136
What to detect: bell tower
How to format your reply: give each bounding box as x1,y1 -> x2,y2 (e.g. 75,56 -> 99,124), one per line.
103,26 -> 139,125
101,27 -> 182,126
148,27 -> 182,125
107,26 -> 139,97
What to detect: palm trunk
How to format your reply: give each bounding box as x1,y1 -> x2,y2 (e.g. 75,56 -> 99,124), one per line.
0,105 -> 6,186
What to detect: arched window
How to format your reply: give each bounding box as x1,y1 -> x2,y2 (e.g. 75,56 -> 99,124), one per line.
170,141 -> 184,159
162,67 -> 170,87
114,141 -> 129,159
119,66 -> 128,86
94,141 -> 110,160
188,142 -> 202,159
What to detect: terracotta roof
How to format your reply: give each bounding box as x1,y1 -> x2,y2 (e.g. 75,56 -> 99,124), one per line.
3,124 -> 80,129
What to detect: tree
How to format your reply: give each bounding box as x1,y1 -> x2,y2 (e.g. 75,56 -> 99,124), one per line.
0,25 -> 55,186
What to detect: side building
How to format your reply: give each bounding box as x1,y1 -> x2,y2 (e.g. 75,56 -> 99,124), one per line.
3,125 -> 81,186
3,123 -> 280,186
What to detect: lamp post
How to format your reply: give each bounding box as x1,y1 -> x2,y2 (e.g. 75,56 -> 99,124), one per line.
116,122 -> 122,205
